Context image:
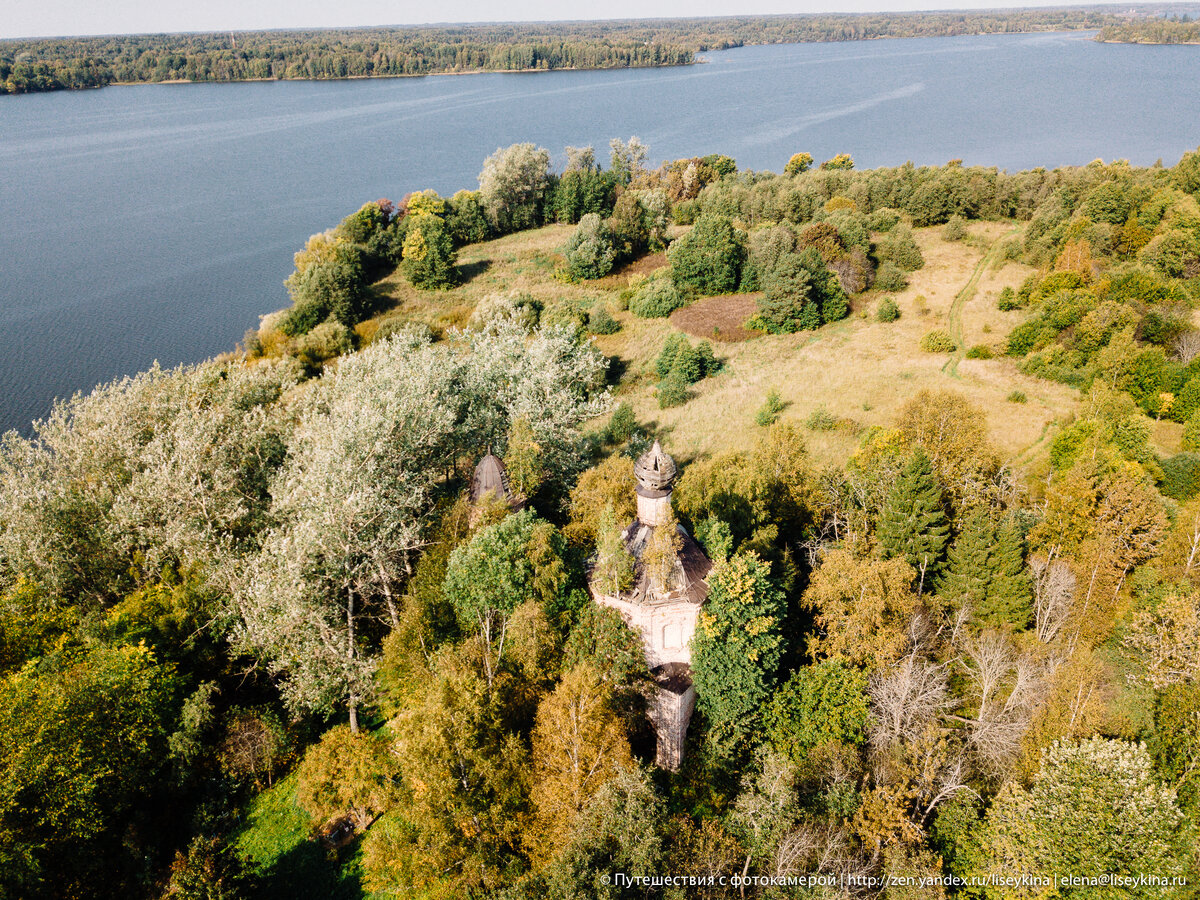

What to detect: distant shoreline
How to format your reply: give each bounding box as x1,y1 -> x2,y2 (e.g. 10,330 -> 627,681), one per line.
106,59 -> 701,88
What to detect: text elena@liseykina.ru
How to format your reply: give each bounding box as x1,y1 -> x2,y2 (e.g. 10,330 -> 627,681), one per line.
601,872 -> 1190,890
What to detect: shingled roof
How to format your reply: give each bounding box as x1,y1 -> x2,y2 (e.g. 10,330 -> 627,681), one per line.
470,453 -> 512,505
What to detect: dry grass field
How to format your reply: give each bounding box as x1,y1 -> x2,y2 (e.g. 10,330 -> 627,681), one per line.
361,218 -> 1082,473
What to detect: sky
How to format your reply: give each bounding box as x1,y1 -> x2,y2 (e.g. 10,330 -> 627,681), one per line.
3,0 -> 1116,41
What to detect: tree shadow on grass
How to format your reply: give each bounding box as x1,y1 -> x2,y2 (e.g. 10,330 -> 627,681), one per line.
457,259 -> 492,286
254,836 -> 364,900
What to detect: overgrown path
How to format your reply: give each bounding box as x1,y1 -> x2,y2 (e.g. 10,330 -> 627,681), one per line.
941,227 -> 1021,379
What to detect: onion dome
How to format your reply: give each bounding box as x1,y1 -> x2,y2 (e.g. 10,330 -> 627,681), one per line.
634,441 -> 677,496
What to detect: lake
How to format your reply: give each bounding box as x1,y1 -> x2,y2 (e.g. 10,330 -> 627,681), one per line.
1,30 -> 1199,432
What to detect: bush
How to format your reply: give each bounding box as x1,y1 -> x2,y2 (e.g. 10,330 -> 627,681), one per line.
668,213 -> 745,295
874,261 -> 908,292
1159,453 -> 1200,501
943,215 -> 967,242
297,321 -> 353,365
965,344 -> 994,360
588,304 -> 620,334
805,406 -> 838,430
563,213 -> 617,280
755,390 -> 786,426
1183,411 -> 1200,451
606,402 -> 637,444
875,297 -> 900,322
629,271 -> 687,318
876,224 -> 925,271
1007,390 -> 1028,403
997,286 -> 1021,311
920,330 -> 956,353
657,371 -> 689,408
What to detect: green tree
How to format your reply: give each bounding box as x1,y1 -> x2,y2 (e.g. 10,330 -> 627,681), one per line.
757,252 -> 819,332
982,738 -> 1188,897
878,450 -> 950,587
591,504 -> 635,598
691,551 -> 787,752
982,516 -> 1033,629
668,213 -> 745,295
478,142 -> 552,233
446,189 -> 492,245
443,509 -> 566,685
766,661 -> 870,762
0,645 -> 178,897
401,211 -> 457,289
281,242 -> 370,333
383,650 -> 529,896
940,509 -> 995,610
563,213 -> 617,279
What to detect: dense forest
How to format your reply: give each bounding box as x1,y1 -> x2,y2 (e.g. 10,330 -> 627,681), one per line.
0,8 -> 1127,94
3,140 -> 1200,899
1098,15 -> 1200,43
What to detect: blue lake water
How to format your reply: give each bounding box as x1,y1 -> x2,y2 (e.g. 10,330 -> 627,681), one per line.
1,30 -> 1199,432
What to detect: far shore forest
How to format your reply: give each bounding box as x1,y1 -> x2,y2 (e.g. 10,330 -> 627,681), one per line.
3,128 -> 1200,899
0,6 -> 1187,95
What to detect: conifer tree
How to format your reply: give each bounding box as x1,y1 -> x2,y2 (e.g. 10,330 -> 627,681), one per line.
877,449 -> 950,588
939,508 -> 995,610
980,516 -> 1033,629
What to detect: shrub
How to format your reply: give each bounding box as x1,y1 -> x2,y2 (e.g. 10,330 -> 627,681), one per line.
920,330 -> 956,353
588,304 -> 620,334
297,321 -> 353,365
755,390 -> 786,426
1183,411 -> 1200,451
874,261 -> 908,292
629,271 -> 687,318
965,344 -> 994,360
997,286 -> 1021,311
1007,390 -> 1028,403
563,213 -> 617,280
805,406 -> 838,430
606,402 -> 637,444
876,297 -> 900,322
943,215 -> 967,242
1159,453 -> 1200,501
657,371 -> 689,408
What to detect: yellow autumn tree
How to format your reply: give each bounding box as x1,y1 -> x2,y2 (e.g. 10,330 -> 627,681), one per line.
527,665 -> 633,863
803,549 -> 919,668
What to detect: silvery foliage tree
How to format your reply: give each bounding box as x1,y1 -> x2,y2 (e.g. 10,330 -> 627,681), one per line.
0,360 -> 299,604
456,314 -> 611,483
236,320 -> 609,728
235,329 -> 461,731
477,142 -> 552,234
